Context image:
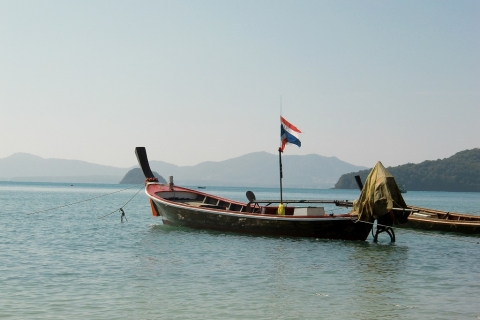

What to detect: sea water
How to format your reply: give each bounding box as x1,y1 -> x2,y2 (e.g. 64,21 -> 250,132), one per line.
1,182 -> 480,319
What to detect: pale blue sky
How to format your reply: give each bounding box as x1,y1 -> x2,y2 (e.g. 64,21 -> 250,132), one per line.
1,1 -> 479,168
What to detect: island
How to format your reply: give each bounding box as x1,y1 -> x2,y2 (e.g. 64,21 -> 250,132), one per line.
119,168 -> 167,184
334,148 -> 480,192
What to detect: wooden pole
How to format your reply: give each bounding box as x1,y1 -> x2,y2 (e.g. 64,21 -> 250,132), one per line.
278,147 -> 283,203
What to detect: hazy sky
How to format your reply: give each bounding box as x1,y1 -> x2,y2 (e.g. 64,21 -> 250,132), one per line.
1,1 -> 479,168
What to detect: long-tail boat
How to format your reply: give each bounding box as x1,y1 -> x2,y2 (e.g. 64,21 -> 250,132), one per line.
400,206 -> 480,234
353,173 -> 480,235
135,147 -> 373,241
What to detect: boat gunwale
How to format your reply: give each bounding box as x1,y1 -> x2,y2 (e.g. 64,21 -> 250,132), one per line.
407,205 -> 480,226
145,183 -> 357,222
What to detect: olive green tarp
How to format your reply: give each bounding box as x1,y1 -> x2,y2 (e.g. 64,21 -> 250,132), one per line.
353,161 -> 407,223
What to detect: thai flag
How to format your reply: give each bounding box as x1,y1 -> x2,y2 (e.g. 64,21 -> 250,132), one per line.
280,116 -> 302,152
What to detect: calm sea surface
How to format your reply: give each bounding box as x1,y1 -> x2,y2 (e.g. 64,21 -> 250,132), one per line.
1,182 -> 480,319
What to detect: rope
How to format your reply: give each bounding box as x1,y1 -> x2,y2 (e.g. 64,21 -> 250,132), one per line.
354,218 -> 480,245
27,184 -> 143,215
98,185 -> 144,220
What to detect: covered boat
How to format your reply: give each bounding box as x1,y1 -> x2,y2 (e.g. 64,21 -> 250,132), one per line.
135,147 -> 373,241
353,162 -> 480,235
351,161 -> 411,241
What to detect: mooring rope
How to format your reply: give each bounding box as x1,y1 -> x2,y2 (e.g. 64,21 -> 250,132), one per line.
98,185 -> 145,220
26,184 -> 143,215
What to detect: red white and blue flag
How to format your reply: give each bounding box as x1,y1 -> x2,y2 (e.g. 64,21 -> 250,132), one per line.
280,116 -> 302,152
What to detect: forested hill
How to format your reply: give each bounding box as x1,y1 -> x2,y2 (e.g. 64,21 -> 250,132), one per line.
334,148 -> 480,192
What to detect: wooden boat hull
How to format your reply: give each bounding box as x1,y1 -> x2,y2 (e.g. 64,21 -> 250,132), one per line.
397,206 -> 480,234
146,184 -> 372,241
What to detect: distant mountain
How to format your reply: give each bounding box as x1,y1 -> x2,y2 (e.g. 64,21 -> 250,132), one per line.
120,168 -> 166,184
6,149 -> 479,190
0,153 -> 129,183
0,151 -> 366,188
334,148 -> 480,192
147,151 -> 366,188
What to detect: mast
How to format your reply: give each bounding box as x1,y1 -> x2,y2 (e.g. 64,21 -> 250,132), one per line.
279,96 -> 283,204
278,96 -> 285,214
278,147 -> 283,204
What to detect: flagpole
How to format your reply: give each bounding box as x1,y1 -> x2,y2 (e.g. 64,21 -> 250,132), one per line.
278,147 -> 283,204
278,114 -> 301,215
279,97 -> 282,204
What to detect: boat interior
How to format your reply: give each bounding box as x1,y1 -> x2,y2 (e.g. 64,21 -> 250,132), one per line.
155,191 -> 301,215
409,207 -> 480,221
